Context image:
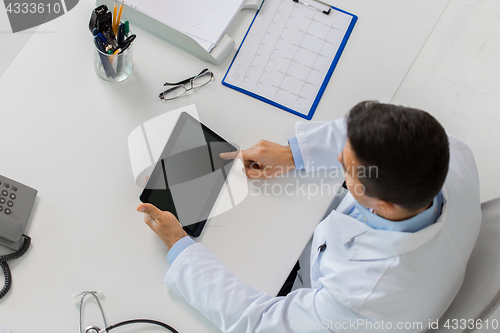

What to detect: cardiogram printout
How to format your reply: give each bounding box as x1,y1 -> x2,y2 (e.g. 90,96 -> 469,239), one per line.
222,0 -> 357,120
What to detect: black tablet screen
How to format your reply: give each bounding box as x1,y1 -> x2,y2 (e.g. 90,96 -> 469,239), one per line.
140,113 -> 237,237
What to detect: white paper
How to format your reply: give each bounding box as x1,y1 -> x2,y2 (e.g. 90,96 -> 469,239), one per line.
224,0 -> 354,116
0,325 -> 12,333
125,0 -> 245,51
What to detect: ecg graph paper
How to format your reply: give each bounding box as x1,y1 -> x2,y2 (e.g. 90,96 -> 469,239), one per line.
223,0 -> 355,118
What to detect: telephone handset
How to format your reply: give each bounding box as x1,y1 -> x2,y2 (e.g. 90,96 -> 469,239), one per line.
0,174 -> 37,299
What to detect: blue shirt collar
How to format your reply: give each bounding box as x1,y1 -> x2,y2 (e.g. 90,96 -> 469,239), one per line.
353,192 -> 444,233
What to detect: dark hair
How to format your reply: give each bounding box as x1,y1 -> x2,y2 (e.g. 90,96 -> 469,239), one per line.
346,101 -> 449,211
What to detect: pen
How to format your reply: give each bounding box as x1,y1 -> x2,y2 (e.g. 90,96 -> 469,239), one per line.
117,22 -> 125,45
119,41 -> 130,53
103,30 -> 118,49
95,36 -> 106,53
95,36 -> 116,78
115,47 -> 124,73
124,34 -> 136,44
97,33 -> 113,52
110,48 -> 122,68
109,48 -> 122,67
117,34 -> 135,52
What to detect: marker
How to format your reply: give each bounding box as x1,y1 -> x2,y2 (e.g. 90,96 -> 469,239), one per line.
124,21 -> 130,36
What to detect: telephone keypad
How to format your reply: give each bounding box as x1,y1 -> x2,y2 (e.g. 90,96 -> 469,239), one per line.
0,181 -> 19,215
0,174 -> 37,250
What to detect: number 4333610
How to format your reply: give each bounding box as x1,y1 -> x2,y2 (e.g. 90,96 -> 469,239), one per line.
6,2 -> 62,14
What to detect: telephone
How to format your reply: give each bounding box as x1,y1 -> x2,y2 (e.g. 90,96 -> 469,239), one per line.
0,174 -> 37,299
0,175 -> 37,250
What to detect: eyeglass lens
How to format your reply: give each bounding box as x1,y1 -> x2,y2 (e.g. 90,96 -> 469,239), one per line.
191,71 -> 213,89
160,71 -> 213,100
161,86 -> 188,100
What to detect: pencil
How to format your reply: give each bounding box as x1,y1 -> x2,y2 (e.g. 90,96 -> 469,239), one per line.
116,1 -> 124,35
113,0 -> 118,35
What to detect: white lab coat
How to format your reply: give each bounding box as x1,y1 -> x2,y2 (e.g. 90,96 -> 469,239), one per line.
164,119 -> 481,333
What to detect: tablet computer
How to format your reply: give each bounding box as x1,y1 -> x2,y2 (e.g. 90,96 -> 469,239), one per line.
140,112 -> 238,237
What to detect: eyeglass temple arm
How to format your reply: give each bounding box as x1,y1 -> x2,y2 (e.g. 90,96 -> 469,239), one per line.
163,68 -> 210,86
159,85 -> 181,99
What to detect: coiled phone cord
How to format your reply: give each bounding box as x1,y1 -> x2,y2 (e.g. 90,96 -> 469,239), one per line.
0,234 -> 31,299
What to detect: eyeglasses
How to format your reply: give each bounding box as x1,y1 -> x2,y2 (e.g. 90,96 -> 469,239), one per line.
159,68 -> 214,100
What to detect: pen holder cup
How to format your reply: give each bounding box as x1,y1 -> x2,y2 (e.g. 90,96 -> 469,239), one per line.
93,42 -> 133,82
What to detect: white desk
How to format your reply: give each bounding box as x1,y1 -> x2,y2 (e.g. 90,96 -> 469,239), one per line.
0,1 -> 448,331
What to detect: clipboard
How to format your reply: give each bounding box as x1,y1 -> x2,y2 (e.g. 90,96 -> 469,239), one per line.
222,0 -> 357,120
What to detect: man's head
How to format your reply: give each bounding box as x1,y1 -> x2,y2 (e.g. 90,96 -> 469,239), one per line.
340,101 -> 449,219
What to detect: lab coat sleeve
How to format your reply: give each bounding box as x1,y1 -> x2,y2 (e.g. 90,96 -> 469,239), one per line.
295,118 -> 347,172
164,243 -> 373,333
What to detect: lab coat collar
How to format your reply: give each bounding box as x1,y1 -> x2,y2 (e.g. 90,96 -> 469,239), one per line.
334,188 -> 449,261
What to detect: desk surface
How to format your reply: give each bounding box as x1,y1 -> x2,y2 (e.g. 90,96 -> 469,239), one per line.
0,1 -> 448,331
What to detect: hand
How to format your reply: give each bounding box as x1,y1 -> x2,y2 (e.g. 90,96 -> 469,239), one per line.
220,140 -> 295,179
137,203 -> 187,249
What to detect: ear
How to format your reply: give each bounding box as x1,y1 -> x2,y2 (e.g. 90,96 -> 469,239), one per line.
376,200 -> 397,215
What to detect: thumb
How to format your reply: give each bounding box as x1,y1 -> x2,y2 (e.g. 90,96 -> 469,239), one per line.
137,203 -> 162,220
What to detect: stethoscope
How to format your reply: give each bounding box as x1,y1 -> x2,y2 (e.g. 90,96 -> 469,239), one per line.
77,291 -> 179,333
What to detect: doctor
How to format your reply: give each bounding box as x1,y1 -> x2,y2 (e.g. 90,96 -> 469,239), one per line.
137,101 -> 481,332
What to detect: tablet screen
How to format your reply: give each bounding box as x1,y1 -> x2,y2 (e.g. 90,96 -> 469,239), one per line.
140,112 -> 237,237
